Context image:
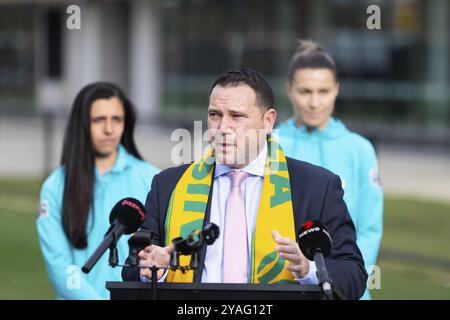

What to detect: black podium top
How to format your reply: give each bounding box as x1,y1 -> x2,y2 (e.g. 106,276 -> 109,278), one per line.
106,281 -> 322,300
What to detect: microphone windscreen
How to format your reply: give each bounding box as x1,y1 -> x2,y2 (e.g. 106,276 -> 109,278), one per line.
109,198 -> 145,234
202,223 -> 220,245
298,220 -> 332,260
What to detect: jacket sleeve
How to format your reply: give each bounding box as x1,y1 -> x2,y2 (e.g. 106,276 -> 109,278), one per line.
36,182 -> 103,300
320,174 -> 368,300
355,145 -> 383,274
122,173 -> 162,281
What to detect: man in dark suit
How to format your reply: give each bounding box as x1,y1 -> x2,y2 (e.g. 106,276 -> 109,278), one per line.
122,68 -> 367,300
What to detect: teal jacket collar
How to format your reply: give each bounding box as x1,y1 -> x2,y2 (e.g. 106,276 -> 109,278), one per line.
278,117 -> 349,140
95,144 -> 131,179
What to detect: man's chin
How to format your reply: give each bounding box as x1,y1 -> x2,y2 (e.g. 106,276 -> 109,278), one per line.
216,152 -> 233,164
215,152 -> 246,168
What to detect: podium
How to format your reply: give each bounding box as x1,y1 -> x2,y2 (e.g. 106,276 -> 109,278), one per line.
106,282 -> 323,300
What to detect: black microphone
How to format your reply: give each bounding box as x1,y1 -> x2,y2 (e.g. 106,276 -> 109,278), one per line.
127,229 -> 155,267
298,220 -> 332,260
169,223 -> 220,270
82,198 -> 145,273
298,220 -> 334,300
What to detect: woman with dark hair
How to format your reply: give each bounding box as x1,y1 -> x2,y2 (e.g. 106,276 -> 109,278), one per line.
277,40 -> 383,300
36,82 -> 159,299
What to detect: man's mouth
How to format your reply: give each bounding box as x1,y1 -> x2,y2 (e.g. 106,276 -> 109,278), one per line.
218,141 -> 236,146
216,142 -> 236,152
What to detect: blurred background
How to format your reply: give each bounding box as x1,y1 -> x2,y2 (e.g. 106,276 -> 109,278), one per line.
0,0 -> 449,299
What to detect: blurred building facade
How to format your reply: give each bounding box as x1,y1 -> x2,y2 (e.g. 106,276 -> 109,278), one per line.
0,0 -> 449,144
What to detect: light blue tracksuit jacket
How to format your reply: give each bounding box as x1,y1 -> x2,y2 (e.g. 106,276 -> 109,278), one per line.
36,145 -> 159,299
277,117 -> 383,300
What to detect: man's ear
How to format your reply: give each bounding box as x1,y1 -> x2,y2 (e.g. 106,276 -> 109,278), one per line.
264,108 -> 277,134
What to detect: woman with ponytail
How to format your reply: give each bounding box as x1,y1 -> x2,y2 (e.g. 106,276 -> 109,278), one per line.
277,40 -> 383,300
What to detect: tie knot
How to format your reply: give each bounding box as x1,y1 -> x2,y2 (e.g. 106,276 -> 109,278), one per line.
227,171 -> 249,188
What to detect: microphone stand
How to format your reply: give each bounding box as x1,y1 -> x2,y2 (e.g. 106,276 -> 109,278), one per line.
151,266 -> 158,301
135,223 -> 219,301
313,248 -> 333,300
143,251 -> 200,301
109,231 -> 119,267
190,248 -> 200,281
126,230 -> 160,300
83,223 -> 126,273
313,248 -> 346,300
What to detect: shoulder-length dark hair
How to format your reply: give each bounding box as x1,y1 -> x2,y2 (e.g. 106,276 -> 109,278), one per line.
61,82 -> 142,249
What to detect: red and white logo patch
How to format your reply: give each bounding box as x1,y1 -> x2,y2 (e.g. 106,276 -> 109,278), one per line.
37,199 -> 49,220
369,167 -> 382,188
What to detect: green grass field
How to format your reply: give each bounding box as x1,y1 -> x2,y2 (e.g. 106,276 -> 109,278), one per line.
0,177 -> 450,299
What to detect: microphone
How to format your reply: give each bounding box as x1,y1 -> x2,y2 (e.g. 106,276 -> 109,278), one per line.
82,198 -> 145,273
127,229 -> 155,267
298,220 -> 332,261
170,223 -> 220,270
298,220 -> 335,300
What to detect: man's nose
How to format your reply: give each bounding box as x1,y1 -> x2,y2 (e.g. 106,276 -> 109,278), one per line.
218,116 -> 233,133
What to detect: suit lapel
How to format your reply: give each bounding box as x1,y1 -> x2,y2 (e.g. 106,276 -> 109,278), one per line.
287,158 -> 302,233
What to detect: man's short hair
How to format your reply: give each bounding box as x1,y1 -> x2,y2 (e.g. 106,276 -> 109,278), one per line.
210,68 -> 275,112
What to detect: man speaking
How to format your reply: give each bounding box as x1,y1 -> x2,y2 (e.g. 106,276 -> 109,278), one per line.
122,68 -> 367,300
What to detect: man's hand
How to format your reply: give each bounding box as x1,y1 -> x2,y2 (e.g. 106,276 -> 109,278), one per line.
138,244 -> 173,281
272,230 -> 310,279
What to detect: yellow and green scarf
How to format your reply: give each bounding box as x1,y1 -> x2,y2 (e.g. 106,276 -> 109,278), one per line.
165,136 -> 296,284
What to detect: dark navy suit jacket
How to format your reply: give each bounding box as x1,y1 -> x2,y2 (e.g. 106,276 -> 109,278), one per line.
122,157 -> 368,300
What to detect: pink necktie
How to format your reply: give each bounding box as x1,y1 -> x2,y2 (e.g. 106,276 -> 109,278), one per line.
223,171 -> 249,283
